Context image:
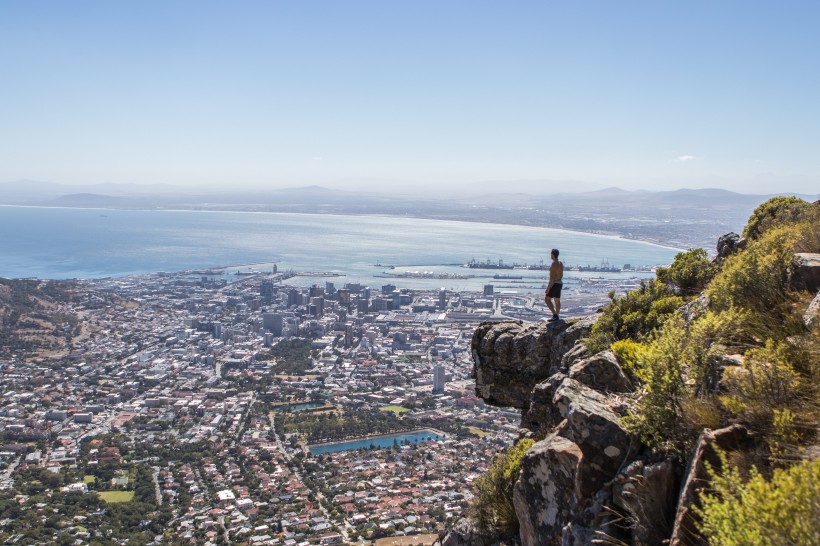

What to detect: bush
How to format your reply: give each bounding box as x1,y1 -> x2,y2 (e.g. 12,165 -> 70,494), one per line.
719,339 -> 811,453
742,196 -> 811,241
621,315 -> 688,450
656,248 -> 717,296
707,226 -> 801,338
698,456 -> 820,546
622,309 -> 748,451
587,279 -> 683,353
469,438 -> 535,539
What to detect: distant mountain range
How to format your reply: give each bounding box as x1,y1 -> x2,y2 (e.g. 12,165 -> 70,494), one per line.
1,180 -> 816,250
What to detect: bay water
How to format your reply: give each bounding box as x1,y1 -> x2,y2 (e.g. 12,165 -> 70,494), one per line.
0,206 -> 679,291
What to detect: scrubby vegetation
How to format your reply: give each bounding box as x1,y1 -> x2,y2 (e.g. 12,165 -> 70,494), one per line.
698,456 -> 820,546
586,279 -> 682,353
742,195 -> 811,241
468,438 -> 535,540
468,196 -> 819,544
610,196 -> 819,542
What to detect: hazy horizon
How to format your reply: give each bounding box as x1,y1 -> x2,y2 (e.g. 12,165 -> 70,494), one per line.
2,1 -> 819,195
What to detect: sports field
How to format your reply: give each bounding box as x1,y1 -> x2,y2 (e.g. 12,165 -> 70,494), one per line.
97,491 -> 135,503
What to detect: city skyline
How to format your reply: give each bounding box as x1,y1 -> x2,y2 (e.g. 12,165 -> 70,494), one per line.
1,1 -> 819,195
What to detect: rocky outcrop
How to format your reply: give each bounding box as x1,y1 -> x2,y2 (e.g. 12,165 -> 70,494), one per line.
715,232 -> 746,263
471,316 -> 598,409
568,350 -> 632,393
441,518 -> 495,546
470,315 -> 742,546
613,459 -> 679,546
668,424 -> 756,546
472,317 -> 643,546
805,291 -> 820,329
514,434 -> 583,546
792,252 -> 820,292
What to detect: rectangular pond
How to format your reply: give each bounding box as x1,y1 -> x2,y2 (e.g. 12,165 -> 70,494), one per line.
273,402 -> 325,412
308,429 -> 445,455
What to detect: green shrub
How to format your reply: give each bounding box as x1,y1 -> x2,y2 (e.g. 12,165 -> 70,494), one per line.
656,248 -> 717,296
623,309 -> 748,451
587,279 -> 683,353
622,315 -> 688,450
719,340 -> 806,438
469,438 -> 535,539
698,456 -> 820,546
742,195 -> 811,241
707,226 -> 801,338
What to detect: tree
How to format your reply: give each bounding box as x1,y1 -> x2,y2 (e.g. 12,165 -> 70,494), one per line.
655,248 -> 716,296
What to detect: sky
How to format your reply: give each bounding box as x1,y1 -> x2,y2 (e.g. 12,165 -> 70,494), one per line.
1,1 -> 818,195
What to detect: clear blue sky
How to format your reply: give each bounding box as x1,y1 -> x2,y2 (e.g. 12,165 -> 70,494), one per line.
1,1 -> 818,194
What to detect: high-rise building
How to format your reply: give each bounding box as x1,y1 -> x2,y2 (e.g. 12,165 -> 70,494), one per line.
287,289 -> 299,308
310,296 -> 324,316
260,280 -> 274,304
438,289 -> 447,310
262,313 -> 283,336
484,284 -> 494,296
344,323 -> 354,348
433,364 -> 446,393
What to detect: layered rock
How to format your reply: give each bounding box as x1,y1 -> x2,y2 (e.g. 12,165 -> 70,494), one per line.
471,318 -> 641,545
452,232 -> 811,546
471,315 -> 598,409
668,424 -> 756,546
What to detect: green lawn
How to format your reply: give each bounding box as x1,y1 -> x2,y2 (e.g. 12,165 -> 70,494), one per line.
379,405 -> 410,414
83,475 -> 96,484
468,426 -> 490,438
97,490 -> 135,503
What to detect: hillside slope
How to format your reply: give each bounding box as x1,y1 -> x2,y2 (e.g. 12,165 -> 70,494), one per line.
452,197 -> 820,546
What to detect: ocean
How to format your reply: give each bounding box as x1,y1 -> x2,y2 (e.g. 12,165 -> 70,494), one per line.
0,206 -> 680,291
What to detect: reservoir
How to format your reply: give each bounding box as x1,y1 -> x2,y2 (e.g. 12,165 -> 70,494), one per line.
272,402 -> 324,412
308,429 -> 445,455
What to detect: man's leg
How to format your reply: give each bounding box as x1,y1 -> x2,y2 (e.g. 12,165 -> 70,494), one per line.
554,297 -> 560,317
545,297 -> 556,315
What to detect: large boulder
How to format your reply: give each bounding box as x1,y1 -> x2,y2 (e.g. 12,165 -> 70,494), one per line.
441,518 -> 495,546
669,424 -> 756,546
521,373 -> 566,436
472,316 -> 598,409
514,434 -> 583,546
551,378 -> 633,498
792,253 -> 820,293
568,350 -> 632,393
715,232 -> 746,263
561,488 -> 615,546
613,459 -> 679,546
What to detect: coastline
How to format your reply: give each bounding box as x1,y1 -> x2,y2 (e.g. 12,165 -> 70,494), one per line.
0,203 -> 685,252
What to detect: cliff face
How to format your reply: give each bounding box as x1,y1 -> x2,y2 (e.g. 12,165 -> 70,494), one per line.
445,222 -> 820,546
457,274 -> 819,545
460,318 -> 732,546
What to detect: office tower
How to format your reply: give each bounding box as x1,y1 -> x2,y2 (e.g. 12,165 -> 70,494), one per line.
433,364 -> 446,393
260,280 -> 274,304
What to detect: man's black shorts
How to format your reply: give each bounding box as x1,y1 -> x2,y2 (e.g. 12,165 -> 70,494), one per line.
547,282 -> 563,298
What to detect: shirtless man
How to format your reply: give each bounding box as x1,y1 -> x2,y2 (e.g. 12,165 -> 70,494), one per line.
544,248 -> 564,322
